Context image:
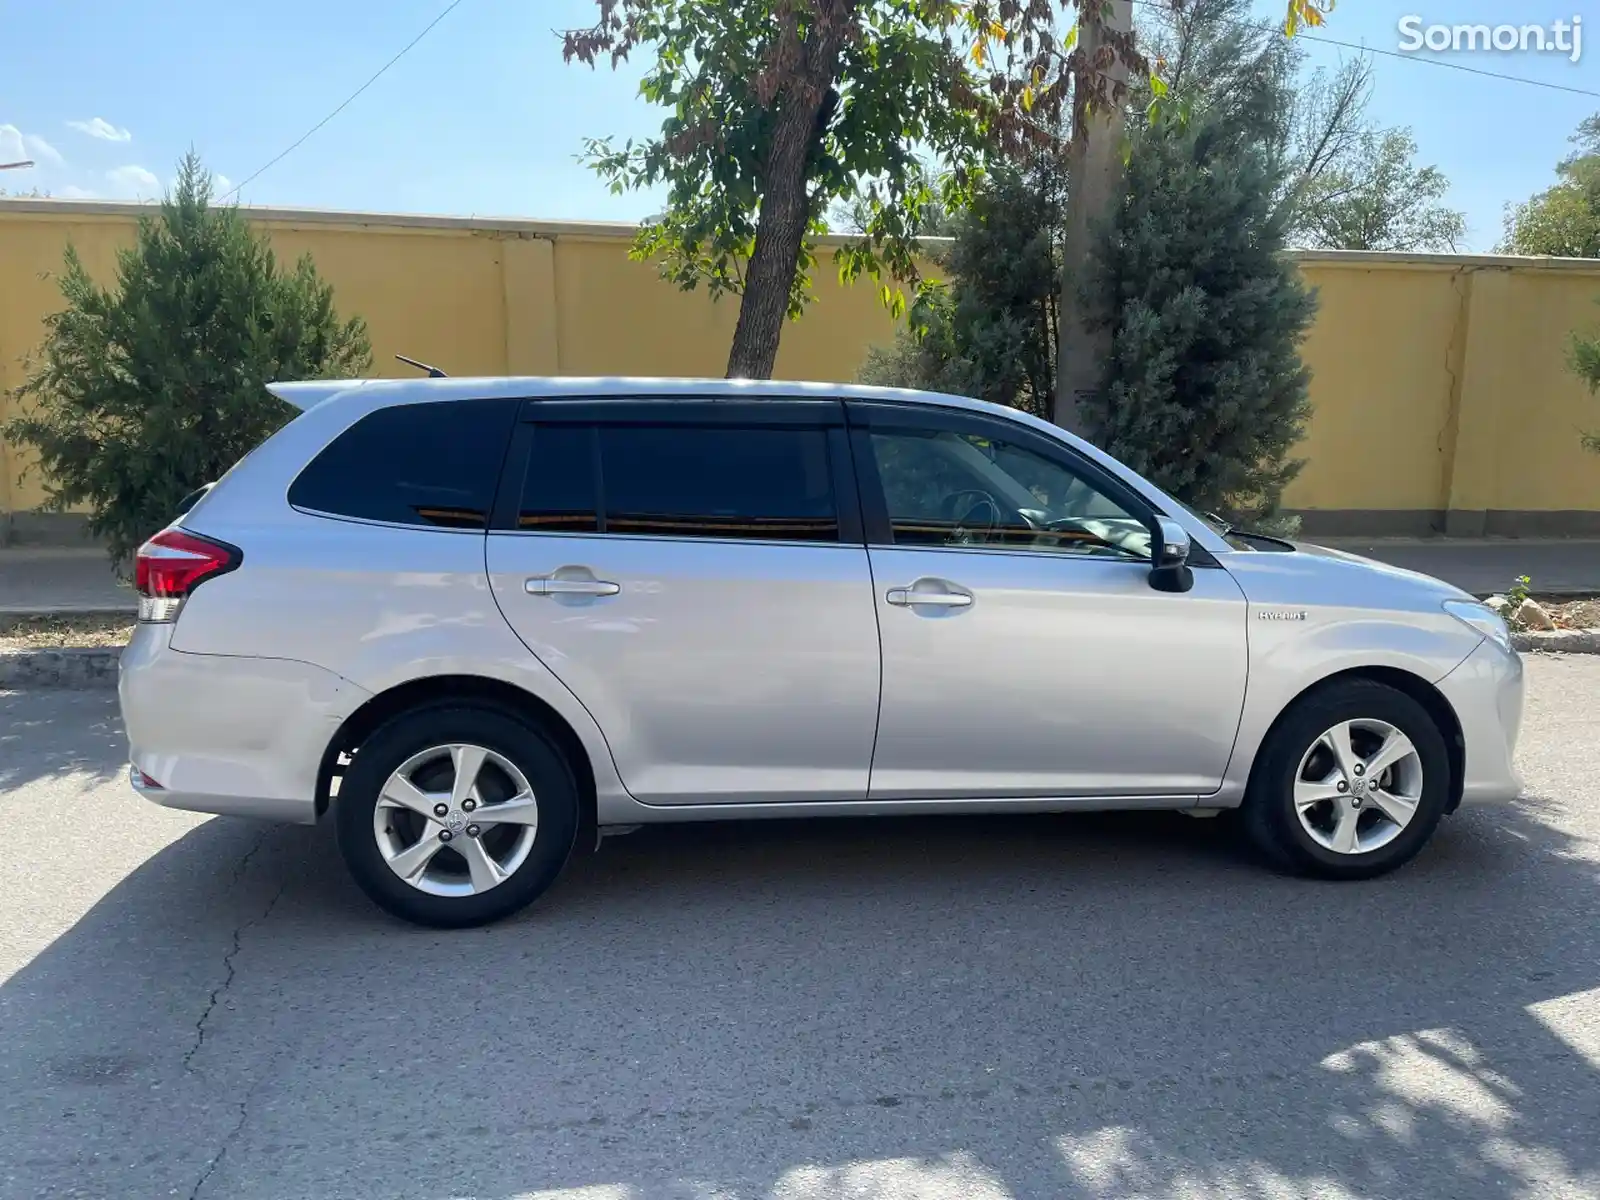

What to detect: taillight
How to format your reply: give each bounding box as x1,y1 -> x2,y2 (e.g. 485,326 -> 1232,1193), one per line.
134,529 -> 241,622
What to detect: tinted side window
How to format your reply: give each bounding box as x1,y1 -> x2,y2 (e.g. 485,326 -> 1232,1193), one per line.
601,425 -> 837,542
519,425 -> 600,532
289,400 -> 516,529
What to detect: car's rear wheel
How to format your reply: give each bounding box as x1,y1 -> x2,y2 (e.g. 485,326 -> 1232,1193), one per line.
335,704 -> 580,927
1242,679 -> 1451,880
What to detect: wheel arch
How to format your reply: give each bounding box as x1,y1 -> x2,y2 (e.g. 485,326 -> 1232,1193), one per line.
316,674 -> 598,843
1249,666 -> 1466,814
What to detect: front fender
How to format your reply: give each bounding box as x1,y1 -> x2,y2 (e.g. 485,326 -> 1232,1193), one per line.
1214,611 -> 1483,806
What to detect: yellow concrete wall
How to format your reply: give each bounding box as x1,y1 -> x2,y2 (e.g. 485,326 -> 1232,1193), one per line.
4,200 -> 1600,535
0,203 -> 911,521
1286,261 -> 1463,517
1287,255 -> 1600,534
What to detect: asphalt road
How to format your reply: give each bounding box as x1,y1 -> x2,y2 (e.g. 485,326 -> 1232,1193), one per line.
3,659 -> 1599,1200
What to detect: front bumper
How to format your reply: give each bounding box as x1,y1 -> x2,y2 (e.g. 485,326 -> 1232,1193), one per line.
118,624 -> 371,823
1435,635 -> 1525,806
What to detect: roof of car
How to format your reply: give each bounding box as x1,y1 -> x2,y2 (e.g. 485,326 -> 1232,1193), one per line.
267,376 -> 984,414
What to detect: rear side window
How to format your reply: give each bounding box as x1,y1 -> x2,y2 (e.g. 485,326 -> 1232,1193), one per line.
516,422 -> 838,542
518,425 -> 600,532
602,425 -> 837,541
289,400 -> 517,529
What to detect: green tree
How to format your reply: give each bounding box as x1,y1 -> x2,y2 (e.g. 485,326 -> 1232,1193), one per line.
865,0 -> 1316,527
1087,97 -> 1316,528
1292,129 -> 1466,252
563,0 -> 1326,385
1502,114 -> 1600,257
1144,7 -> 1461,253
1281,57 -> 1373,211
830,166 -> 955,239
562,0 -> 1066,381
4,153 -> 371,567
859,138 -> 1067,417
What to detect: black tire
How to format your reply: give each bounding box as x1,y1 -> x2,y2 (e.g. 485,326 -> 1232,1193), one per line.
1241,679 -> 1451,880
335,703 -> 580,928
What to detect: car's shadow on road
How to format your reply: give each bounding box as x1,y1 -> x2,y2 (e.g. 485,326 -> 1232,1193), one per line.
6,793 -> 1600,1199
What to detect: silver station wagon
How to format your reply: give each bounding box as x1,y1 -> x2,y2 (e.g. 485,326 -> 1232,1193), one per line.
119,379 -> 1524,927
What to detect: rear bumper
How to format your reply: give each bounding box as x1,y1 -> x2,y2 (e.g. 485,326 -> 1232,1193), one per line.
118,624 -> 371,824
1436,636 -> 1525,806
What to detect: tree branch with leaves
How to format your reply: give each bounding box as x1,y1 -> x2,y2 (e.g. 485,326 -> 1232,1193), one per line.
564,0 -> 1160,380
1503,113 -> 1600,258
563,0 -> 1330,383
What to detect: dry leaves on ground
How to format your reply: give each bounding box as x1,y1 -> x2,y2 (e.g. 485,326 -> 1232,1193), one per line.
0,613 -> 136,651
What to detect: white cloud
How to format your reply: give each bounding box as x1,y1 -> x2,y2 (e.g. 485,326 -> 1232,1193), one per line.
0,123 -> 31,164
106,164 -> 160,198
213,173 -> 234,196
67,117 -> 131,142
23,133 -> 63,165
1,125 -> 65,172
59,184 -> 99,200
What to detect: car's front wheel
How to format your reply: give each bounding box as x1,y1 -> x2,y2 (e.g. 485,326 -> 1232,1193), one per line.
1242,679 -> 1451,880
335,704 -> 580,927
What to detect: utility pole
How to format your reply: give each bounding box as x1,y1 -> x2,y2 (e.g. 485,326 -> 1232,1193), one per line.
1053,0 -> 1133,435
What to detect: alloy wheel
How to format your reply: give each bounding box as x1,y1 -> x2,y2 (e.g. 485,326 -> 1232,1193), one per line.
371,743 -> 540,896
1292,718 -> 1424,856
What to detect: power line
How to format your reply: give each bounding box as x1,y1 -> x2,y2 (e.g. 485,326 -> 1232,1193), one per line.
1130,0 -> 1600,101
1299,31 -> 1600,100
222,0 -> 468,202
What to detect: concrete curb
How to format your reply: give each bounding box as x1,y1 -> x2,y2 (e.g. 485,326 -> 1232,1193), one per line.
0,647 -> 122,690
1513,628 -> 1600,655
3,628 -> 1599,692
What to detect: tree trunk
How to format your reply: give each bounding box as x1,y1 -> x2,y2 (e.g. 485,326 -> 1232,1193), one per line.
1054,0 -> 1133,434
725,1 -> 856,380
726,96 -> 826,380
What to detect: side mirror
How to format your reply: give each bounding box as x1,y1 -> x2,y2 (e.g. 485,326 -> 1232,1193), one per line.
1148,517 -> 1195,594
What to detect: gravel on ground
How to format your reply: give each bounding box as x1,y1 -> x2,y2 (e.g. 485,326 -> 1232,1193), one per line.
1542,597 -> 1600,629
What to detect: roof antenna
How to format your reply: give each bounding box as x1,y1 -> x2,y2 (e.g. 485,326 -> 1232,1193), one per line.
395,353 -> 448,378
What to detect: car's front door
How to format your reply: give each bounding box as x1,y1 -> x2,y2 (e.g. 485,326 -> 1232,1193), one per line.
850,402 -> 1248,800
486,399 -> 881,806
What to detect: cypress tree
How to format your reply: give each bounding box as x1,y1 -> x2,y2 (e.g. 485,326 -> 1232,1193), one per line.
6,152 -> 371,566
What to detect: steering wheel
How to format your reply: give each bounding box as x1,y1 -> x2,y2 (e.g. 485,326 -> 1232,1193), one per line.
944,488 -> 1005,543
1040,513 -> 1137,557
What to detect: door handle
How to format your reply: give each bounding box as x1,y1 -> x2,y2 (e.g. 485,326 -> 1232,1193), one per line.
526,577 -> 620,597
886,585 -> 973,608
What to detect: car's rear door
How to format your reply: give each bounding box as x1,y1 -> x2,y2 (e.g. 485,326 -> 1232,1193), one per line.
486,397 -> 881,806
849,400 -> 1249,800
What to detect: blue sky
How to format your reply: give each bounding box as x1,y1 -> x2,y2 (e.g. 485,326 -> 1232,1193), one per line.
2,0 -> 1596,251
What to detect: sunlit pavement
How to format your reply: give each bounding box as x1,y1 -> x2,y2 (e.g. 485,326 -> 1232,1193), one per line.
3,657 -> 1598,1200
